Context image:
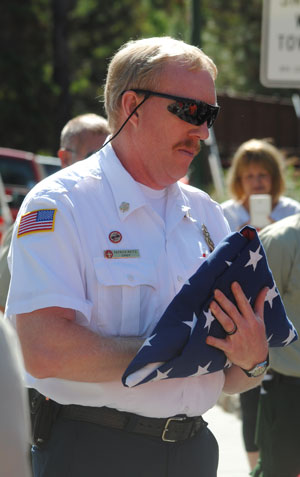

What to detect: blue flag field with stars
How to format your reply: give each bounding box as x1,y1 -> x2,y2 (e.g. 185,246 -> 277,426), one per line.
122,226 -> 298,387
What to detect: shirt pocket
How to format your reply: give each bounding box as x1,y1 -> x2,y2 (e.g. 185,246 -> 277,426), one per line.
93,257 -> 157,336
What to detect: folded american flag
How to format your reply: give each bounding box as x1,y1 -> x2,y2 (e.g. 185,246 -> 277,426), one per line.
122,226 -> 297,387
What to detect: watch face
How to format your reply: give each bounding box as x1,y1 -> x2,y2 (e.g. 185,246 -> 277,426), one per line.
249,364 -> 267,377
243,356 -> 269,377
242,354 -> 269,377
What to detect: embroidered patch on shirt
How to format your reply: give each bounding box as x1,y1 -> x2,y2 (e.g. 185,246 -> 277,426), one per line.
17,209 -> 57,237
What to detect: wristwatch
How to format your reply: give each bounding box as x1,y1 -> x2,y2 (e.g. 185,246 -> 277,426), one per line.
241,353 -> 269,378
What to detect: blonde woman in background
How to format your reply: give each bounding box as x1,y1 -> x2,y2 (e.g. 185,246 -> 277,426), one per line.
221,138 -> 300,471
222,138 -> 300,232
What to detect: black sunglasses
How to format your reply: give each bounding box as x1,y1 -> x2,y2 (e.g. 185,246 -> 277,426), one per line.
130,89 -> 220,128
100,87 -> 219,150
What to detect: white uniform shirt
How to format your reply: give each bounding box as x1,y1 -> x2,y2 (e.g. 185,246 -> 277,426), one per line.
6,143 -> 230,418
221,196 -> 300,232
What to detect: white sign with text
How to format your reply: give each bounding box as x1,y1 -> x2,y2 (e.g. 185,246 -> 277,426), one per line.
260,0 -> 300,87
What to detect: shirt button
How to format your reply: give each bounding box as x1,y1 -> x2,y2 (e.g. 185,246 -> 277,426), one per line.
177,275 -> 183,282
127,274 -> 134,282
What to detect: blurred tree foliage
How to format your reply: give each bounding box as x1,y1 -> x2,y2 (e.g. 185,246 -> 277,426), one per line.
0,0 -> 185,154
0,0 -> 294,155
200,0 -> 296,99
202,0 -> 263,94
1,1 -> 56,153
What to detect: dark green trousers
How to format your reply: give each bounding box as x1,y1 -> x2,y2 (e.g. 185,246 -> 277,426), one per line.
252,372 -> 300,477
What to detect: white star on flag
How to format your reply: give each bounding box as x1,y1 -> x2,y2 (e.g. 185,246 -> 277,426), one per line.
138,334 -> 156,351
152,368 -> 173,382
122,226 -> 298,388
283,328 -> 297,346
191,361 -> 212,376
183,313 -> 197,332
203,308 -> 215,332
265,284 -> 278,308
224,358 -> 232,368
245,245 -> 263,271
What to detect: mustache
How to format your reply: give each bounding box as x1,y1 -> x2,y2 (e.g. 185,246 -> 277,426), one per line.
173,139 -> 201,155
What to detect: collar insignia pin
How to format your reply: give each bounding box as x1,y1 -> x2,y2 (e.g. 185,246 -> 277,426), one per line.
119,202 -> 130,213
202,223 -> 215,252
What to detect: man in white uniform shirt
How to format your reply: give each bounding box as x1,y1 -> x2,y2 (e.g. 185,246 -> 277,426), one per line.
6,37 -> 269,477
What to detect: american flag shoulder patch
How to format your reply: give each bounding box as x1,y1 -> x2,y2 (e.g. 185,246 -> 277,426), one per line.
17,209 -> 57,238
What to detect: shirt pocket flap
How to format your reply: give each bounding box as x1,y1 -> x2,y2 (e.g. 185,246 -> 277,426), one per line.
93,257 -> 157,289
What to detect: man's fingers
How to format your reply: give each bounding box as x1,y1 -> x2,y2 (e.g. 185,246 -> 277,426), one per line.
211,283 -> 269,336
254,286 -> 269,322
230,281 -> 253,317
216,282 -> 268,324
210,299 -> 237,333
206,334 -> 230,352
207,284 -> 269,369
213,288 -> 241,323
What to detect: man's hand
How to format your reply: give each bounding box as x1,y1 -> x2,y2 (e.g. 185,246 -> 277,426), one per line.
206,282 -> 269,371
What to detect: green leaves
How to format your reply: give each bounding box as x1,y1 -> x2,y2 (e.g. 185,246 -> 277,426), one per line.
0,0 -> 293,156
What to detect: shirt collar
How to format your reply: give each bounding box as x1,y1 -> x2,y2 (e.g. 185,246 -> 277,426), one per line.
99,142 -> 193,224
99,142 -> 147,221
165,182 -> 193,236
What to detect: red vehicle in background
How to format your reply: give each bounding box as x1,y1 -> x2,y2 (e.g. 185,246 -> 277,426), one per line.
0,147 -> 61,243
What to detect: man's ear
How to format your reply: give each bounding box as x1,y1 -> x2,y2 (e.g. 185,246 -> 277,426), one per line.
121,91 -> 140,127
58,149 -> 71,168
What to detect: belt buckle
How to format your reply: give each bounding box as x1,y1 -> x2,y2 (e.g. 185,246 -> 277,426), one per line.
162,416 -> 185,442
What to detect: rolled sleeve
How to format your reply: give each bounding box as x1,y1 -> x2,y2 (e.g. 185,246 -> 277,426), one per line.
6,195 -> 92,323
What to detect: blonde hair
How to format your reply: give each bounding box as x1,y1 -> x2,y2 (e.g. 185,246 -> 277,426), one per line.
227,139 -> 285,203
104,36 -> 217,132
60,114 -> 109,149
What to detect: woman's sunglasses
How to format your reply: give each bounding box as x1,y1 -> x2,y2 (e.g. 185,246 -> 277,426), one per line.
131,89 -> 220,128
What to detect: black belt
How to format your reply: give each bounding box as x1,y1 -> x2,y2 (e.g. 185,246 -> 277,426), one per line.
270,370 -> 300,386
60,404 -> 207,442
